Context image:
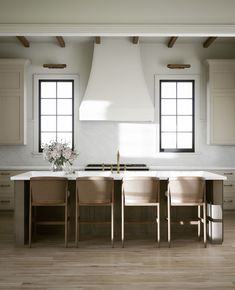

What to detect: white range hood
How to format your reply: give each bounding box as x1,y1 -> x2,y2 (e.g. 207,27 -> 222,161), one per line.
79,38 -> 154,121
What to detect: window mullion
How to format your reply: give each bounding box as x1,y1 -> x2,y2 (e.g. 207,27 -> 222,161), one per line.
56,81 -> 58,142
176,82 -> 178,149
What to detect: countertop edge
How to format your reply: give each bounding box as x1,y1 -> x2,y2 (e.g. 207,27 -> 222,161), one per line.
1,166 -> 235,171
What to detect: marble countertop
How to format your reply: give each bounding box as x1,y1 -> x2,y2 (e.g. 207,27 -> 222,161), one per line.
11,170 -> 227,181
1,165 -> 235,171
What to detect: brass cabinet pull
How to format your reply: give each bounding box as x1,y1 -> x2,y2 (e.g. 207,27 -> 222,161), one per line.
0,184 -> 11,188
224,184 -> 233,187
0,172 -> 10,176
224,172 -> 233,176
0,200 -> 11,203
224,199 -> 233,203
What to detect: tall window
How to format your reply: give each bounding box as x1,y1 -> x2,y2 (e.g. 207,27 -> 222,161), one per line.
39,80 -> 74,152
160,80 -> 195,152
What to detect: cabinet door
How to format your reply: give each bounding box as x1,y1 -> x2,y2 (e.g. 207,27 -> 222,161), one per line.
210,93 -> 235,144
0,66 -> 26,144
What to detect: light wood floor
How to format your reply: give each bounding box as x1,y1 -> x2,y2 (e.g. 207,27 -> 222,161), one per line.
0,211 -> 235,290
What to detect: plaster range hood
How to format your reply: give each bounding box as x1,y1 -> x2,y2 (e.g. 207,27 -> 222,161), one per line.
79,37 -> 154,121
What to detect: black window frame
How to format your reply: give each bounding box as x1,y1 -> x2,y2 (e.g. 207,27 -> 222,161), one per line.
159,79 -> 195,153
38,79 -> 74,152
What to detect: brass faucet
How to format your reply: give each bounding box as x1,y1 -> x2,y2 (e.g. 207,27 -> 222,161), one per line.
117,150 -> 120,173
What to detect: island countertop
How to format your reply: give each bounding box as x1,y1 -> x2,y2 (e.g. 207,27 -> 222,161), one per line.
11,170 -> 227,181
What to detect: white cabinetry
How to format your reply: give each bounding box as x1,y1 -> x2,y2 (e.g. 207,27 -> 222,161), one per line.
206,60 -> 235,145
0,59 -> 29,145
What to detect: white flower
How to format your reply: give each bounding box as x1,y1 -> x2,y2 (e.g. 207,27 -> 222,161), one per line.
42,141 -> 78,166
51,150 -> 59,159
63,148 -> 72,159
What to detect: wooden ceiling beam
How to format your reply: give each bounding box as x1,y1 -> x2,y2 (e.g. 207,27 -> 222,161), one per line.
16,36 -> 30,47
56,36 -> 65,47
132,36 -> 139,44
203,37 -> 217,48
168,37 -> 178,48
95,37 -> 101,44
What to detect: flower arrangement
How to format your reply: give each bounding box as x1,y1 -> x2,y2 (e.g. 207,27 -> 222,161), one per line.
42,141 -> 78,171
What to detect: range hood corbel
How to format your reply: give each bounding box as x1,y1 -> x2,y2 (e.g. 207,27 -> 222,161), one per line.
79,37 -> 154,121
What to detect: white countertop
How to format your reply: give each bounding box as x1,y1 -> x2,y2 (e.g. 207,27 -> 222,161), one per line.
11,170 -> 227,181
1,165 -> 235,171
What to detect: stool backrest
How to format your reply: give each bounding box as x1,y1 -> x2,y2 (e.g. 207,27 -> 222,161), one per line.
30,177 -> 68,204
122,177 -> 160,204
168,176 -> 205,205
76,177 -> 114,204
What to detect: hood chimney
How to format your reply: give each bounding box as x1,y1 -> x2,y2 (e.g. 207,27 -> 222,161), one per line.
79,37 -> 154,121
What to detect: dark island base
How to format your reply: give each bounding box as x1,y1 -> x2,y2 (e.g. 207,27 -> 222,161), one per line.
14,180 -> 223,246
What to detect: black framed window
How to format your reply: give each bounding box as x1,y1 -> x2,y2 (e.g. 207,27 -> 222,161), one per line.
39,80 -> 74,152
160,80 -> 195,152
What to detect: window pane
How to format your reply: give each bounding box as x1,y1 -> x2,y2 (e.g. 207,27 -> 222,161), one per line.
57,99 -> 72,115
57,116 -> 72,132
161,82 -> 176,98
41,116 -> 56,131
41,99 -> 56,115
161,133 -> 176,149
57,133 -> 72,147
57,82 -> 73,98
177,116 -> 192,132
161,99 -> 176,115
177,133 -> 192,148
177,99 -> 192,115
41,133 -> 56,147
177,82 -> 193,99
41,82 -> 56,98
161,116 -> 176,131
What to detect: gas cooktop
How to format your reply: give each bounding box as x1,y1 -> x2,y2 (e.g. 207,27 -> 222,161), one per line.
85,164 -> 149,171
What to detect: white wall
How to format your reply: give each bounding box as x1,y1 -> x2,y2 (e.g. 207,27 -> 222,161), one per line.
0,40 -> 235,168
1,0 -> 235,25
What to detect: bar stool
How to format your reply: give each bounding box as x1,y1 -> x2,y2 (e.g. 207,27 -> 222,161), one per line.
29,177 -> 69,247
167,176 -> 207,247
75,176 -> 114,247
121,177 -> 160,247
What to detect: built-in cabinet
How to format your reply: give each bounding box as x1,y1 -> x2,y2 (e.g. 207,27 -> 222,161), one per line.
212,170 -> 235,210
0,170 -> 25,210
222,171 -> 235,210
0,171 -> 15,210
206,60 -> 235,145
0,59 -> 29,145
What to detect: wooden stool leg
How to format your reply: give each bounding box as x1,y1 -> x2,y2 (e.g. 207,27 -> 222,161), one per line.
75,204 -> 79,248
198,205 -> 201,240
157,204 -> 160,248
121,195 -> 124,248
203,203 -> 207,248
65,204 -> 68,248
111,203 -> 114,248
29,204 -> 32,248
167,197 -> 171,248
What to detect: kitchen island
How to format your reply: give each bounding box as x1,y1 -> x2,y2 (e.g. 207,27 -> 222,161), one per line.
11,170 -> 226,246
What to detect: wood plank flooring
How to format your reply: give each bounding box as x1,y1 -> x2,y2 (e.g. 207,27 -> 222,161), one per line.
0,211 -> 235,289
